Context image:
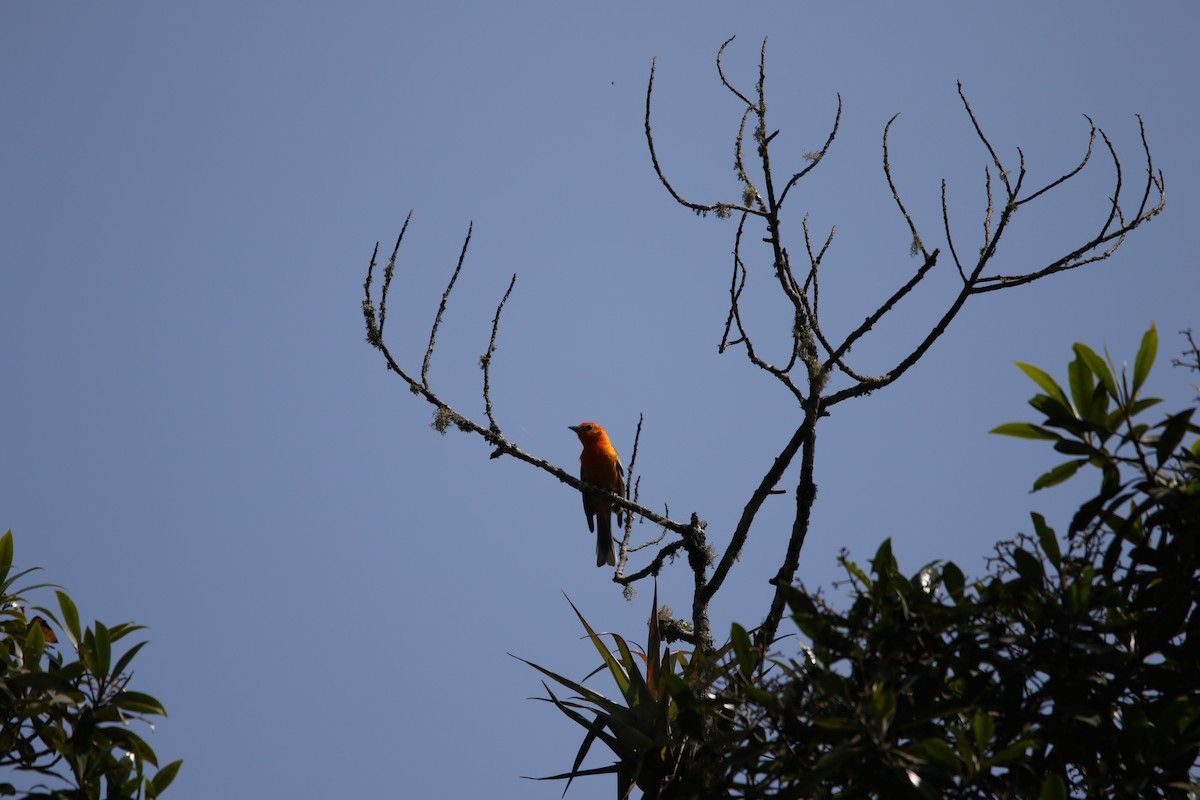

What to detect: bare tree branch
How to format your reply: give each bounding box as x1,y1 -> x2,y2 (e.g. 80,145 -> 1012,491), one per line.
760,401 -> 819,647
982,165 -> 994,251
800,213 -> 835,300
616,416 -> 673,572
378,210 -> 411,341
970,119 -> 1163,292
1015,115 -> 1096,208
646,58 -> 748,219
716,36 -> 754,109
941,180 -> 968,283
824,248 -> 941,385
719,215 -> 806,401
422,222 -> 472,390
481,273 -> 517,434
702,421 -> 807,603
959,80 -> 1013,197
365,37 -> 1163,666
778,96 -> 842,208
361,223 -> 705,558
718,217 -> 750,353
882,114 -> 931,260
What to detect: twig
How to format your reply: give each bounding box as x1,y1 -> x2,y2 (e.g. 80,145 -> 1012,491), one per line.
825,248 -> 941,376
715,36 -> 754,109
719,217 -> 750,353
983,165 -> 994,250
1014,115 -> 1096,208
702,421 -> 809,603
379,210 -> 412,340
481,273 -> 517,434
616,416 -> 650,569
941,180 -> 967,283
778,95 -> 842,208
615,540 -> 687,584
422,223 -> 473,390
969,121 -> 1163,293
721,216 -> 805,401
959,82 -> 1012,198
882,114 -> 930,260
646,59 -> 737,217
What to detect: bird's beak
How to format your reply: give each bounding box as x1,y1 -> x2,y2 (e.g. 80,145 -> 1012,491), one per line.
568,425 -> 581,434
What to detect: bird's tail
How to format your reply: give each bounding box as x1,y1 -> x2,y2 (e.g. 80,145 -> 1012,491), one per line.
596,513 -> 616,568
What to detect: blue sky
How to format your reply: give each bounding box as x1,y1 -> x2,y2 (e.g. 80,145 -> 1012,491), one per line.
3,4 -> 1197,798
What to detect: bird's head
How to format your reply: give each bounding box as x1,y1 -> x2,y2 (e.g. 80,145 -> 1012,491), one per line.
569,421 -> 609,443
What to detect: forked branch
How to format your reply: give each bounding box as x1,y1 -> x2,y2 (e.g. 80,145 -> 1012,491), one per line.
366,36 -> 1163,664
361,217 -> 708,642
643,37 -> 1163,648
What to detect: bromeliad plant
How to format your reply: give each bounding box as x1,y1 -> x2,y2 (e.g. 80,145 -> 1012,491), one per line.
518,587 -> 753,799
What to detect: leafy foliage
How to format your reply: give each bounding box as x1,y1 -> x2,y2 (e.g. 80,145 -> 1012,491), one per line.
531,327 -> 1199,798
0,532 -> 180,799
518,587 -> 729,799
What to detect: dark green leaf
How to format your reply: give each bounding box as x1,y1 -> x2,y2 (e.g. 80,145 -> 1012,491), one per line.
1051,439 -> 1097,457
872,684 -> 896,728
56,590 -> 81,647
973,713 -> 995,750
919,737 -> 961,770
1029,393 -> 1078,425
645,583 -> 661,681
783,586 -> 817,617
991,738 -> 1036,765
560,714 -> 605,798
9,671 -> 78,694
93,621 -> 112,678
1040,773 -> 1067,800
0,531 -> 12,580
941,562 -> 965,600
1133,323 -> 1157,391
871,539 -> 897,575
113,691 -> 167,716
989,422 -> 1060,441
1033,459 -> 1087,492
812,717 -> 857,731
563,595 -> 630,696
1073,343 -> 1118,399
102,728 -> 158,765
1016,362 -> 1069,407
794,747 -> 859,793
111,641 -> 148,684
843,558 -> 871,587
1128,397 -> 1164,417
1068,354 -> 1097,423
609,633 -> 649,706
1011,548 -> 1044,585
730,623 -> 756,678
1030,513 -> 1060,568
1155,409 -> 1195,466
23,622 -> 45,668
1089,382 -> 1111,436
106,620 -> 149,642
149,760 -> 183,798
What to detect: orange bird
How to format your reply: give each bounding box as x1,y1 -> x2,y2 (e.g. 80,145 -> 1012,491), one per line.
569,422 -> 625,567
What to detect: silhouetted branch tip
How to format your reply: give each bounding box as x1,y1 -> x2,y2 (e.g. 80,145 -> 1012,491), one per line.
422,223 -> 473,389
